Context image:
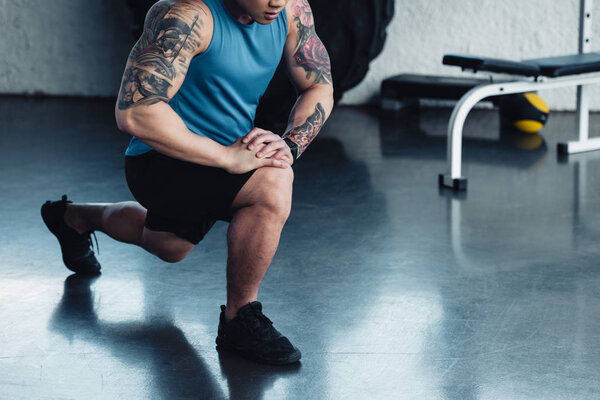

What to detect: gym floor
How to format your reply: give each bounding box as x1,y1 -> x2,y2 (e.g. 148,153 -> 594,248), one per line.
1,96 -> 599,399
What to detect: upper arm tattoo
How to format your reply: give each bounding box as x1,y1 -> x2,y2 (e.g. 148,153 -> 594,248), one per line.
291,0 -> 332,86
118,1 -> 206,110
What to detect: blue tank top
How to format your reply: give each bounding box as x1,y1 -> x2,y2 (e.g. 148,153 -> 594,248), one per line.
125,0 -> 288,156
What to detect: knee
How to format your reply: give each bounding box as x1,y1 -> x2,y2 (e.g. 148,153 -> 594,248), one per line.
155,240 -> 195,263
142,229 -> 195,263
256,168 -> 294,221
156,249 -> 190,264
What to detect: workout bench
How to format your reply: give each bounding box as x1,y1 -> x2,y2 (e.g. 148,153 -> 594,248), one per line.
439,0 -> 600,191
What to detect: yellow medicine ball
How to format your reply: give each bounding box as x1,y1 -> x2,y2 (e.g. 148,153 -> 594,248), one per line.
499,92 -> 550,134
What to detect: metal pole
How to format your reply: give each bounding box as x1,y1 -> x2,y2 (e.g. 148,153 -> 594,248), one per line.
576,0 -> 593,142
579,0 -> 593,53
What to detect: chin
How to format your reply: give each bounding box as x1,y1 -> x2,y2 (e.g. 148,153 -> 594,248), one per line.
255,18 -> 275,25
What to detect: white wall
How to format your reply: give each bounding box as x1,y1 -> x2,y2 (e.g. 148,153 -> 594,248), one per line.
0,0 -> 134,97
0,0 -> 598,110
342,0 -> 600,110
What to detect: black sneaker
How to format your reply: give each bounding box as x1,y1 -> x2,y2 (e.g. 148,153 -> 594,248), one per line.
41,195 -> 101,275
216,301 -> 301,365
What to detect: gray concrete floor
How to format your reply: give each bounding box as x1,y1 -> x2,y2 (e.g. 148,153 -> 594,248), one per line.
0,96 -> 599,399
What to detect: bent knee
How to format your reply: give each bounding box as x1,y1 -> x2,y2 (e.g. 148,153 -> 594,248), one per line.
141,228 -> 195,263
156,249 -> 190,263
234,166 -> 294,218
258,171 -> 293,218
260,165 -> 294,189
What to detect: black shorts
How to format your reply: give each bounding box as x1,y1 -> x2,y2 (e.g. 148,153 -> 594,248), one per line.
125,150 -> 255,244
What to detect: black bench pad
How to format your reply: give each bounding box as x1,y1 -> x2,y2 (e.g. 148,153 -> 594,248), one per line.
381,74 -> 493,100
526,53 -> 600,77
444,53 -> 600,77
443,54 -> 540,76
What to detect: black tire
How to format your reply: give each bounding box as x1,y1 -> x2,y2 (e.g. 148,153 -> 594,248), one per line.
256,0 -> 395,131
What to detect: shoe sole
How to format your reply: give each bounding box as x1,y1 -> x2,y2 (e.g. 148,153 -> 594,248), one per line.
216,336 -> 302,365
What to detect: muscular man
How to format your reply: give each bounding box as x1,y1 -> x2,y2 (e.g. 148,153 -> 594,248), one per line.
41,0 -> 333,365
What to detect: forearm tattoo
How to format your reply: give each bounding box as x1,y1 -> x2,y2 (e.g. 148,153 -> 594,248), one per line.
292,0 -> 332,86
285,103 -> 326,156
118,1 -> 205,110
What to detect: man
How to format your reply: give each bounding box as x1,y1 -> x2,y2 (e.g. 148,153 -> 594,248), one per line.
41,0 -> 333,365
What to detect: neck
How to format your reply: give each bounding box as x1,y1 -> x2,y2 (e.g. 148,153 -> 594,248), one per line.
223,0 -> 254,24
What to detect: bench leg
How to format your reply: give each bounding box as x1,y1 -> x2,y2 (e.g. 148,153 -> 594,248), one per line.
558,84 -> 600,154
439,82 -> 515,191
439,86 -> 489,191
438,174 -> 467,191
439,74 -> 600,190
558,137 -> 600,154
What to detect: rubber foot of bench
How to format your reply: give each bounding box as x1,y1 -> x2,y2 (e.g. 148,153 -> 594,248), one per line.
439,174 -> 467,191
557,142 -> 569,155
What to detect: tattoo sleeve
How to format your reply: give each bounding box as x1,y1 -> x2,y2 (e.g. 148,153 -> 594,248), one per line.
117,1 -> 205,110
285,103 -> 326,157
291,0 -> 332,86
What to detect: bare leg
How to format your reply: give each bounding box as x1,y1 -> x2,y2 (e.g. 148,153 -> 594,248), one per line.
65,201 -> 146,244
225,167 -> 294,321
64,201 -> 194,263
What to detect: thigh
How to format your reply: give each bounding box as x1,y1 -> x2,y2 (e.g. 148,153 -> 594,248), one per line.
126,150 -> 256,221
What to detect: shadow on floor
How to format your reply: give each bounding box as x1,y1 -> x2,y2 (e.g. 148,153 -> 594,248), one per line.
49,274 -> 301,400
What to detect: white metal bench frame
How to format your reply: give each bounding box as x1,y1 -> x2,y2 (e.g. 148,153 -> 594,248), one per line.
440,0 -> 600,191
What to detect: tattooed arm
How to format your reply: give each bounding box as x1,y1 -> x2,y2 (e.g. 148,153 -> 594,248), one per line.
282,0 -> 334,158
115,1 -> 286,173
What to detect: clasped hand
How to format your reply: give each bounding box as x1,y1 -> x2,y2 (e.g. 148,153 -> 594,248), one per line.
225,127 -> 293,174
243,127 -> 294,165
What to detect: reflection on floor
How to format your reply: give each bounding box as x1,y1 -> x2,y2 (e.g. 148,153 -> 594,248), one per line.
0,96 -> 599,399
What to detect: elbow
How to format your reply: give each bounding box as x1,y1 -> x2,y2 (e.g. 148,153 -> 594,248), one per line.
115,107 -> 132,133
301,83 -> 335,105
321,84 -> 335,110
321,83 -> 335,105
115,107 -> 144,138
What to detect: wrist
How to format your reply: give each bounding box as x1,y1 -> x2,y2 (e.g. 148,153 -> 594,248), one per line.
283,137 -> 299,160
217,144 -> 233,171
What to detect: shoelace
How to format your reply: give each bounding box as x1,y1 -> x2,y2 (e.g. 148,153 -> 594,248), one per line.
88,232 -> 99,255
245,310 -> 275,339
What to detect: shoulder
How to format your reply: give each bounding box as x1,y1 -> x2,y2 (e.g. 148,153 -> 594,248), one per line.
285,0 -> 315,34
146,0 -> 212,23
145,0 -> 214,54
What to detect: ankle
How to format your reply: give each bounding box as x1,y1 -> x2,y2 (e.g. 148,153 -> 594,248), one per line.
224,299 -> 256,322
64,204 -> 92,234
224,308 -> 238,322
